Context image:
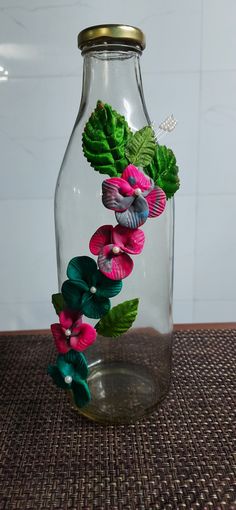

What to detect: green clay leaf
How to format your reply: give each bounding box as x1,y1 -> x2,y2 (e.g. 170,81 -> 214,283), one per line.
67,256 -> 96,286
96,272 -> 123,298
63,350 -> 89,380
52,293 -> 65,315
145,145 -> 180,199
47,365 -> 68,389
95,298 -> 139,337
72,380 -> 91,408
56,355 -> 74,378
82,100 -> 131,177
82,293 -> 111,320
61,280 -> 83,310
125,126 -> 156,166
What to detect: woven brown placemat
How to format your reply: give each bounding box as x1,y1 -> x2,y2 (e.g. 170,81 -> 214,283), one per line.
0,330 -> 235,510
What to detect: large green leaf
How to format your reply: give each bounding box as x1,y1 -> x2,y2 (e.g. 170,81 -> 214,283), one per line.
125,126 -> 156,166
144,144 -> 180,199
82,100 -> 131,177
52,293 -> 65,315
95,298 -> 139,337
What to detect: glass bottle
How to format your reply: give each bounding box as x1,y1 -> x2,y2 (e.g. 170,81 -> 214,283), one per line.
54,25 -> 174,424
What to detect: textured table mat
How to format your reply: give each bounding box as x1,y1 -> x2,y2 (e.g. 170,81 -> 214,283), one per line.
0,329 -> 235,510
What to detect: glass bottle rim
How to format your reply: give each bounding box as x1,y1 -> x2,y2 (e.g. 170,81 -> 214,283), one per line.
78,24 -> 146,52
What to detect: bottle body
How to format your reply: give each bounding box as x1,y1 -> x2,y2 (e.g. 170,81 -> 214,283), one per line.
55,45 -> 174,423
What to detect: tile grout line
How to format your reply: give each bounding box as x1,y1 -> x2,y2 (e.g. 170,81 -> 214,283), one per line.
192,0 -> 204,323
5,70 -> 236,81
2,192 -> 236,203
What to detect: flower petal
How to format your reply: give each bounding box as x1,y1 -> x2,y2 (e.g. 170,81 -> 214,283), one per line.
89,225 -> 113,255
102,178 -> 134,212
67,256 -> 96,288
47,365 -> 69,389
59,309 -> 82,330
72,380 -> 91,408
61,280 -> 83,310
70,323 -> 97,351
113,225 -> 145,254
121,164 -> 151,191
96,271 -> 123,297
51,323 -> 69,354
97,245 -> 113,275
82,292 -> 111,319
146,187 -> 166,217
98,245 -> 133,280
56,355 -> 74,378
64,350 -> 89,380
115,195 -> 149,229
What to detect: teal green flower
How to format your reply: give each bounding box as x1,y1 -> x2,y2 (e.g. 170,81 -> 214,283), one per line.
47,350 -> 90,408
61,256 -> 122,319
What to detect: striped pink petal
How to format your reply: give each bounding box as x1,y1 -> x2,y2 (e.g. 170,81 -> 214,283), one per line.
115,195 -> 149,229
122,165 -> 151,191
70,323 -> 97,352
89,225 -> 113,255
51,323 -> 69,354
113,225 -> 145,255
102,178 -> 134,212
146,187 -> 166,218
59,310 -> 82,330
98,244 -> 134,280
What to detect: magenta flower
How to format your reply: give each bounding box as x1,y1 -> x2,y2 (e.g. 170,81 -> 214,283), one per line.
102,164 -> 166,229
51,310 -> 96,354
89,224 -> 145,280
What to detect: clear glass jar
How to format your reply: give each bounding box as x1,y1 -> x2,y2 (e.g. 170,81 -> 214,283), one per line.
54,25 -> 174,424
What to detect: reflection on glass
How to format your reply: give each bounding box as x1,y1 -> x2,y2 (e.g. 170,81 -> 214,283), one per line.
0,65 -> 8,82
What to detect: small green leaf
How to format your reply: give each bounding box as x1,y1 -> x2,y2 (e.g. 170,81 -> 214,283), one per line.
52,293 -> 65,315
125,126 -> 156,166
144,145 -> 180,199
82,100 -> 131,177
95,298 -> 139,337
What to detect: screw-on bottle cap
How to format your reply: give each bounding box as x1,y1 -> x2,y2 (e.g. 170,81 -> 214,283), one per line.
78,24 -> 146,50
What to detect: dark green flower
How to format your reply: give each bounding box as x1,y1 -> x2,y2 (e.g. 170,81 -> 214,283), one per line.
61,256 -> 122,319
47,350 -> 90,408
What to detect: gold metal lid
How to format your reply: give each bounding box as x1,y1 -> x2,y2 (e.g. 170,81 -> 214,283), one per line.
78,24 -> 146,50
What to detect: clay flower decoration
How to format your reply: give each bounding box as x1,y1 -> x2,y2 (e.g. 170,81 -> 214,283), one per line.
51,309 -> 96,354
61,256 -> 122,319
102,164 -> 166,229
89,224 -> 145,280
48,102 -> 181,410
48,350 -> 91,408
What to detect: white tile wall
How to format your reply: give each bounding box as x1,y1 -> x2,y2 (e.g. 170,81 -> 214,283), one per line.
0,77 -> 79,199
194,195 -> 236,302
0,0 -> 236,329
174,195 -> 196,302
202,0 -> 236,71
198,71 -> 236,195
143,72 -> 200,196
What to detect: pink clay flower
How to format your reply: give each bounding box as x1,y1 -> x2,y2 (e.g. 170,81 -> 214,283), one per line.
102,164 -> 166,229
89,224 -> 145,280
51,310 -> 96,354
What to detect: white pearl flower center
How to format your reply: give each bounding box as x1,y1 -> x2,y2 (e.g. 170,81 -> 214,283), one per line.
64,375 -> 72,384
134,187 -> 142,196
90,286 -> 97,294
65,328 -> 72,337
112,245 -> 120,254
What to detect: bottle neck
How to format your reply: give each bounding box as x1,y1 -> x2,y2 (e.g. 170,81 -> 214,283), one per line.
78,45 -> 150,129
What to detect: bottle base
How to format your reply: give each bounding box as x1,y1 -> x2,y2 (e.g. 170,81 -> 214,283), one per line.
77,360 -> 170,424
